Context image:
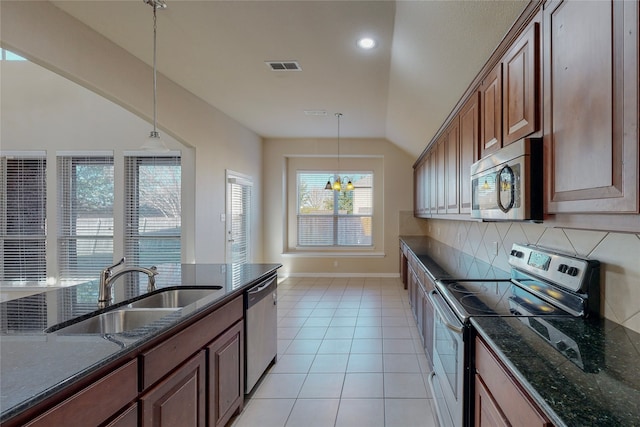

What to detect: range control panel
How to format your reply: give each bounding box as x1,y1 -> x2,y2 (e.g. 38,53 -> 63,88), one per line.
508,243 -> 600,294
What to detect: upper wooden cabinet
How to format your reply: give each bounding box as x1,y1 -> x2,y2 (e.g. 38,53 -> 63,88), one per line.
480,62 -> 503,158
459,91 -> 480,214
503,20 -> 540,146
481,17 -> 541,159
543,0 -> 638,214
445,118 -> 460,214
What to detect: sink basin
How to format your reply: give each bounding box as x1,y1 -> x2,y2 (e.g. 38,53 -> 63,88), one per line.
48,308 -> 179,334
125,287 -> 223,309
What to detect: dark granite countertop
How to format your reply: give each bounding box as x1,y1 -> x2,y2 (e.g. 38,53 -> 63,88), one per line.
400,235 -> 510,281
399,236 -> 640,426
0,263 -> 281,423
472,316 -> 640,427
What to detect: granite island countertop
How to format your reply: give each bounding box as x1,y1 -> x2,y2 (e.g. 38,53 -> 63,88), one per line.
399,236 -> 640,426
0,263 -> 281,423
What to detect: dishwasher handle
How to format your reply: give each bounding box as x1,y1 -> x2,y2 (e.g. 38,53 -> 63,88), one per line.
245,275 -> 277,310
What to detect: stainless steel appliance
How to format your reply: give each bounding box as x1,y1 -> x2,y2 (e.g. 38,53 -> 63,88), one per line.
244,274 -> 277,394
471,138 -> 543,221
428,243 -> 600,427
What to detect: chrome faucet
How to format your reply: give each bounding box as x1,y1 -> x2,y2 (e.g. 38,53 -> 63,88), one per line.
98,257 -> 158,308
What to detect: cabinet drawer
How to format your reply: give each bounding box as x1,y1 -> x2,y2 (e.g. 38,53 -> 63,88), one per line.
141,296 -> 243,390
24,359 -> 137,427
475,338 -> 551,427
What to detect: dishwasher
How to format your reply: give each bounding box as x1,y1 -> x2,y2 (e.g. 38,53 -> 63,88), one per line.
244,274 -> 278,393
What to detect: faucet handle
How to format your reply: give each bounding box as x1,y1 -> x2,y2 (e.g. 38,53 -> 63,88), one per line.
107,257 -> 126,272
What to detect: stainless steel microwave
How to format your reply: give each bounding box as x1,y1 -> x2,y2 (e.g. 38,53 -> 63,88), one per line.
471,138 -> 543,221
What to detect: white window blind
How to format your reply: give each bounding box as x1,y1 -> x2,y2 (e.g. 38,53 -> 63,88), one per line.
297,172 -> 373,247
0,154 -> 47,283
125,155 -> 181,288
227,173 -> 252,264
57,155 -> 114,283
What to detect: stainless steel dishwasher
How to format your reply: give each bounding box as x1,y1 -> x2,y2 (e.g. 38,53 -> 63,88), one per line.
244,274 -> 277,393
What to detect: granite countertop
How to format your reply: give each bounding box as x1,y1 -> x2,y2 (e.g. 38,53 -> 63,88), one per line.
0,263 -> 281,423
399,236 -> 640,426
472,316 -> 640,426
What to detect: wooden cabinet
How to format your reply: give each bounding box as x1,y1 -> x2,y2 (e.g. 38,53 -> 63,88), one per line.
104,404 -> 138,427
436,136 -> 447,213
23,360 -> 138,427
429,149 -> 438,213
503,20 -> 540,146
459,91 -> 480,214
140,352 -> 206,427
480,62 -> 502,158
475,375 -> 509,427
475,337 -> 552,427
445,118 -> 460,214
543,0 -> 638,214
404,247 -> 434,371
413,156 -> 429,217
208,321 -> 244,427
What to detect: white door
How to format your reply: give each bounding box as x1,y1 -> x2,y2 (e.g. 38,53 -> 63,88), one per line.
225,170 -> 252,264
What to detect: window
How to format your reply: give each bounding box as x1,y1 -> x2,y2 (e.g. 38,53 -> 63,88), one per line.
0,48 -> 26,61
297,172 -> 373,247
125,155 -> 181,288
57,155 -> 114,283
0,154 -> 47,283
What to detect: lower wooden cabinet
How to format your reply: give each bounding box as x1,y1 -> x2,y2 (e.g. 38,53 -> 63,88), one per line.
475,337 -> 552,427
140,352 -> 207,427
22,359 -> 138,427
104,403 -> 138,427
208,320 -> 244,427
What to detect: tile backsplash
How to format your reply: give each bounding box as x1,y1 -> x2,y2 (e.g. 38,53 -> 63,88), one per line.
399,211 -> 640,334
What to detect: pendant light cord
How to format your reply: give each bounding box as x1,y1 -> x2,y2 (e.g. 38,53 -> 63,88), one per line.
336,112 -> 342,176
152,3 -> 158,134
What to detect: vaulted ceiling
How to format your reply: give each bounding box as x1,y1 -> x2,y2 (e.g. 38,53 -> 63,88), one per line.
50,0 -> 527,158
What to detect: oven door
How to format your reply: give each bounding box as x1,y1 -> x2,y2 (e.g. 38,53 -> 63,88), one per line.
428,290 -> 464,427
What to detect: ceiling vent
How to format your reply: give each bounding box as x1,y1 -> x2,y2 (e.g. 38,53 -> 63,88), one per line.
265,61 -> 302,71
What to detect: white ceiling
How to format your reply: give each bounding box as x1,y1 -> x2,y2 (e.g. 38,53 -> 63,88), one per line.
51,0 -> 527,158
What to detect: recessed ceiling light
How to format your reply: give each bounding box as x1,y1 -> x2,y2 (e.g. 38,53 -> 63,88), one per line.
357,37 -> 376,50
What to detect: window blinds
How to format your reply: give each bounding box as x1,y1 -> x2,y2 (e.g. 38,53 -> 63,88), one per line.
125,155 -> 181,289
297,172 -> 373,247
57,155 -> 114,283
0,154 -> 47,283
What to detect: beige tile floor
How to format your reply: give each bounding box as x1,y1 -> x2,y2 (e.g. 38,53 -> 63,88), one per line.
230,277 -> 439,427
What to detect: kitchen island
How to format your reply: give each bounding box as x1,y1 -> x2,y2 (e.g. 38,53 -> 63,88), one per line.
0,263 -> 281,426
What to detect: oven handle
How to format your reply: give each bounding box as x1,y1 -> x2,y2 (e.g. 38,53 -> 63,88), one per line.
428,290 -> 464,334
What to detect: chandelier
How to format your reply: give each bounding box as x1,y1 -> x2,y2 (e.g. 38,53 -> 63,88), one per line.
325,113 -> 354,192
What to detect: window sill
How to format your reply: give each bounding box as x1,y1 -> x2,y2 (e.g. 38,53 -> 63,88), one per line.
282,251 -> 385,258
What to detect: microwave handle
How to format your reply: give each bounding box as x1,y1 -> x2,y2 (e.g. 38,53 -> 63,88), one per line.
427,290 -> 463,333
497,165 -> 515,213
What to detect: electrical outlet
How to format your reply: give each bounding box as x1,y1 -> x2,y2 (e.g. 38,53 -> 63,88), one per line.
220,213 -> 225,222
491,241 -> 499,256
333,260 -> 339,267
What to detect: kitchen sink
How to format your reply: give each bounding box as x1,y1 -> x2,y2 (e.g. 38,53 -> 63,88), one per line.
124,287 -> 223,309
47,308 -> 179,334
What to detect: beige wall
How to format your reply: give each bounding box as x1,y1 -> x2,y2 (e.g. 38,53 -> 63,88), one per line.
1,1 -> 263,264
402,217 -> 640,334
263,137 -> 415,277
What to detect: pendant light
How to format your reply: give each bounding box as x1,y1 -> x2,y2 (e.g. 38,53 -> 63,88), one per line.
141,0 -> 170,152
325,113 -> 354,192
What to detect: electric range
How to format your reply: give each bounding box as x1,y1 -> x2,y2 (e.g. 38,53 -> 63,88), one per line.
428,243 -> 601,427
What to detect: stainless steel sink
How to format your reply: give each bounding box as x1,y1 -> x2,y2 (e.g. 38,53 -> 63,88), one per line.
49,308 -> 179,334
124,287 -> 223,309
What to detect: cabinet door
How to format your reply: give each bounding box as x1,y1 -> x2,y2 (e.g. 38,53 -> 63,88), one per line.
208,321 -> 244,427
480,62 -> 503,158
436,136 -> 447,213
475,375 -> 509,427
104,403 -> 138,427
503,20 -> 540,145
475,338 -> 552,427
459,91 -> 480,214
544,0 -> 638,213
445,118 -> 460,214
140,352 -> 206,427
429,148 -> 438,213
